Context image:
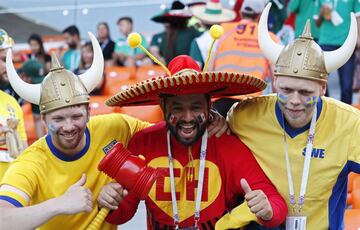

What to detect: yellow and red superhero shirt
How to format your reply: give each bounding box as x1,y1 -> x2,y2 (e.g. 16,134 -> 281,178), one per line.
106,122 -> 287,229
0,113 -> 150,230
228,95 -> 360,229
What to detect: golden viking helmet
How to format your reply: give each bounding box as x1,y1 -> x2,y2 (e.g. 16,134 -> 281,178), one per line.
258,3 -> 357,82
6,32 -> 104,113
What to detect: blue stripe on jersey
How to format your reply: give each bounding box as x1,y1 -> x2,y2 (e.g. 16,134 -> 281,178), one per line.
275,97 -> 323,138
46,127 -> 91,162
329,161 -> 360,229
0,195 -> 23,207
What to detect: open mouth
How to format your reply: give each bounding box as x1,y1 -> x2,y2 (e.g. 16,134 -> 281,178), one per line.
178,124 -> 197,139
61,132 -> 77,140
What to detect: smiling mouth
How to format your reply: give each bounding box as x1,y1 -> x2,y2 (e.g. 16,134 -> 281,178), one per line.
178,124 -> 197,138
61,132 -> 77,139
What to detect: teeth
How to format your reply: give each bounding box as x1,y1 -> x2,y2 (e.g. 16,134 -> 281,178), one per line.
63,133 -> 75,137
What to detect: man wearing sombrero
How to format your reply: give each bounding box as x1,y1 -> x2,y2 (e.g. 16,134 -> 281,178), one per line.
98,27 -> 287,229
228,3 -> 359,229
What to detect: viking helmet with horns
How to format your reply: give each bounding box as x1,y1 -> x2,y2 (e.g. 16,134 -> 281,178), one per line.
6,32 -> 104,113
258,3 -> 357,82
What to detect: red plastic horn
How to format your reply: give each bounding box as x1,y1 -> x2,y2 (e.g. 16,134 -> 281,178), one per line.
98,142 -> 162,200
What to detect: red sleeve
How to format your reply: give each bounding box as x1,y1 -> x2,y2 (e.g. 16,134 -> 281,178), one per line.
106,134 -> 143,224
220,135 -> 288,227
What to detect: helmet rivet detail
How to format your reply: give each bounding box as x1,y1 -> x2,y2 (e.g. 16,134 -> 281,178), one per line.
293,68 -> 298,73
65,98 -> 70,103
297,51 -> 302,56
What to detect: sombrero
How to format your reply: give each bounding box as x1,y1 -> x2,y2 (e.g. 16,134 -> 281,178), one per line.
106,25 -> 267,107
190,0 -> 236,25
151,1 -> 192,23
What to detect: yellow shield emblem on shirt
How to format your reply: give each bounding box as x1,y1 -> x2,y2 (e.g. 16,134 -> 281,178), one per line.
147,157 -> 222,222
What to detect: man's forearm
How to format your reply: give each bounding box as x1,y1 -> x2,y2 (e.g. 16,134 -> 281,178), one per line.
0,198 -> 62,230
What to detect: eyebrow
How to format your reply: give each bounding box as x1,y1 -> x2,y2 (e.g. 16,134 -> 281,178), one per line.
172,101 -> 203,106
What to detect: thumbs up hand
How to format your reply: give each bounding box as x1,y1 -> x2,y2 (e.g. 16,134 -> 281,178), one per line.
55,174 -> 93,214
240,178 -> 273,221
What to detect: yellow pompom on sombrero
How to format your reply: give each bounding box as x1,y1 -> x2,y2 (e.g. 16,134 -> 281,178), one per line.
106,25 -> 267,107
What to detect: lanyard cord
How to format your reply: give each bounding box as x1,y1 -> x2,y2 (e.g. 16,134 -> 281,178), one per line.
282,105 -> 317,213
167,130 -> 208,229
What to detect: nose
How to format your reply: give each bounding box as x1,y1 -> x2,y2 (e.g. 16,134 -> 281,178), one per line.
289,92 -> 301,106
62,119 -> 76,132
182,109 -> 195,122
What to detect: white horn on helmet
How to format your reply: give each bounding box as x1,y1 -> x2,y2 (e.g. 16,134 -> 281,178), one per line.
323,12 -> 357,73
6,49 -> 41,105
78,32 -> 104,93
258,3 -> 284,65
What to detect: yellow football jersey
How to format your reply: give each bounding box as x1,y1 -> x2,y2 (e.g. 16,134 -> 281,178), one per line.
0,90 -> 27,180
228,95 -> 360,230
0,113 -> 150,230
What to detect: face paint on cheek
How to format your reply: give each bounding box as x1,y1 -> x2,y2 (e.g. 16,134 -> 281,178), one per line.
305,96 -> 318,108
277,93 -> 288,107
196,113 -> 206,124
168,113 -> 178,125
47,123 -> 57,135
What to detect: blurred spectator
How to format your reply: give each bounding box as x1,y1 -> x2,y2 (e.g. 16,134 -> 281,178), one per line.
212,0 -> 278,117
288,0 -> 320,41
0,30 -> 23,105
267,0 -> 288,33
189,0 -> 236,68
0,29 -> 28,181
74,42 -> 104,95
113,17 -> 150,67
61,25 -> 81,71
315,0 -> 360,104
97,22 -> 115,67
150,1 -> 202,65
19,59 -> 46,138
27,33 -> 51,74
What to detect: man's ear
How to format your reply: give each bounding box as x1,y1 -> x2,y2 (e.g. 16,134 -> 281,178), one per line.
160,98 -> 167,120
320,82 -> 327,96
41,114 -> 47,129
272,76 -> 278,89
160,99 -> 165,111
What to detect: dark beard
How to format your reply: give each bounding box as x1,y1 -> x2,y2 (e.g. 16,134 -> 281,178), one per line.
166,119 -> 207,146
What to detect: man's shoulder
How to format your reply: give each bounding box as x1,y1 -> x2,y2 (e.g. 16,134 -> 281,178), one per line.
211,132 -> 246,146
133,121 -> 166,138
0,90 -> 18,104
210,133 -> 253,162
323,97 -> 360,117
88,113 -> 137,130
14,137 -> 48,164
231,95 -> 275,114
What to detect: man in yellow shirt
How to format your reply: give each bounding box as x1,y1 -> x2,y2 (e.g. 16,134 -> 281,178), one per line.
227,3 -> 359,229
0,29 -> 28,180
0,32 -> 151,230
